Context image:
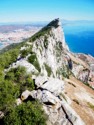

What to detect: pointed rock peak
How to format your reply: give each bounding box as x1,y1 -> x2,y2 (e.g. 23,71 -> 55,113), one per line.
47,18 -> 61,28
30,18 -> 62,42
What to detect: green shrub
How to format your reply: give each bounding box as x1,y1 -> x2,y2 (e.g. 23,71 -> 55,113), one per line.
87,102 -> 94,110
44,36 -> 48,49
60,93 -> 67,102
61,66 -> 69,78
20,47 -> 32,58
28,54 -> 36,63
44,63 -> 52,77
0,67 -> 4,82
28,54 -> 41,72
5,66 -> 26,83
0,48 -> 20,68
4,101 -> 47,125
56,66 -> 69,79
29,26 -> 51,42
20,49 -> 29,58
55,42 -> 62,58
5,66 -> 35,92
0,80 -> 20,112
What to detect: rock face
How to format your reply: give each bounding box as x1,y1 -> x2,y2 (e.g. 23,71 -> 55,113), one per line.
76,54 -> 94,88
32,18 -> 69,78
35,76 -> 64,96
40,78 -> 64,96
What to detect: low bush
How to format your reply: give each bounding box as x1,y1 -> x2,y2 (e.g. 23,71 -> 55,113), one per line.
87,102 -> 94,110
44,63 -> 52,77
28,54 -> 41,72
20,47 -> 32,58
73,99 -> 79,105
3,101 -> 47,125
5,66 -> 35,92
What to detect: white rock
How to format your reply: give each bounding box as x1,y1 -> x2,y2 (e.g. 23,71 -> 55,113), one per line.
30,90 -> 60,105
41,78 -> 65,96
21,90 -> 31,100
41,90 -> 60,104
16,60 -> 38,73
30,89 -> 42,100
0,111 -> 4,119
35,76 -> 48,88
61,101 -> 85,125
16,98 -> 22,105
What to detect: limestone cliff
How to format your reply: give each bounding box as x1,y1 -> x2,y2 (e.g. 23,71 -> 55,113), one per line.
17,18 -> 94,88
31,18 -> 69,78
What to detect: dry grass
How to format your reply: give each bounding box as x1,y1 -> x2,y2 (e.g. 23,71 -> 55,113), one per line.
64,76 -> 94,125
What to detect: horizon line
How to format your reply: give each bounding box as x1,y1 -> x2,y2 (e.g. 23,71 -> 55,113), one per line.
0,19 -> 94,25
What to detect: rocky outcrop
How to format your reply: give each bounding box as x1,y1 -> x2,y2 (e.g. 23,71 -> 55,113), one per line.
35,76 -> 64,96
76,54 -> 94,88
30,18 -> 69,78
21,76 -> 84,125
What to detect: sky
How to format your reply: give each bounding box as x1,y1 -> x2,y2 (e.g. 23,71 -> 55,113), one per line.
0,0 -> 94,23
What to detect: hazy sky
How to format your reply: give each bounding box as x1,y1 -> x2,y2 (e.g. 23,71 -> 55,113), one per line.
0,0 -> 94,22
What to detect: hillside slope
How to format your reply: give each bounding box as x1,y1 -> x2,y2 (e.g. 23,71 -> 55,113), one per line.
0,18 -> 94,125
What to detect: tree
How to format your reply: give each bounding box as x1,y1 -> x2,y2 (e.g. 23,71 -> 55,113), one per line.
4,101 -> 47,125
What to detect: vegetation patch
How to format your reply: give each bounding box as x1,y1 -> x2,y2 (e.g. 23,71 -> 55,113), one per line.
0,41 -> 47,124
44,36 -> 48,49
0,80 -> 20,112
60,93 -> 67,102
3,101 -> 47,125
73,99 -> 79,105
20,46 -> 33,58
47,19 -> 59,28
0,65 -> 47,125
87,102 -> 94,111
5,66 -> 35,92
68,82 -> 76,87
55,42 -> 62,57
44,63 -> 52,77
56,66 -> 69,79
29,26 -> 51,42
28,53 -> 41,72
0,48 -> 20,69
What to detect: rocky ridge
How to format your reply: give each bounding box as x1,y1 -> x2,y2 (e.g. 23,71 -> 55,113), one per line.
2,18 -> 94,125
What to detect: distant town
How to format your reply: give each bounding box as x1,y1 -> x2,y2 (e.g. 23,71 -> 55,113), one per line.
0,24 -> 42,49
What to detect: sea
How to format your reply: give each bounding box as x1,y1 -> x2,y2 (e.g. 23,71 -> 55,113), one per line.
63,22 -> 94,57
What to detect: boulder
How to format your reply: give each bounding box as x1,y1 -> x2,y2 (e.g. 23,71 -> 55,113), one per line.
21,90 -> 31,100
41,78 -> 65,96
41,90 -> 60,104
35,76 -> 48,88
16,98 -> 22,105
31,90 -> 60,105
30,89 -> 42,100
43,104 -> 69,125
0,111 -> 4,119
